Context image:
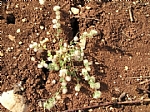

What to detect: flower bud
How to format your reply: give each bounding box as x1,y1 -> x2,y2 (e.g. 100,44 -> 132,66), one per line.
62,88 -> 68,94
56,15 -> 61,20
65,76 -> 71,82
75,84 -> 81,91
59,69 -> 67,77
90,30 -> 98,36
55,11 -> 60,16
53,6 -> 60,11
61,81 -> 67,86
52,19 -> 58,24
73,36 -> 79,42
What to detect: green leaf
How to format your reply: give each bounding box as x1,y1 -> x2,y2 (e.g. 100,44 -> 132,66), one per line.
93,91 -> 102,99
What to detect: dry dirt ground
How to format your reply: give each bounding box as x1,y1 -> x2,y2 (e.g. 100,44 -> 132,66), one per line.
1,0 -> 150,112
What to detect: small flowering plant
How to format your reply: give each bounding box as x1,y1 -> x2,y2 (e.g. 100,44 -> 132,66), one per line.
29,5 -> 101,110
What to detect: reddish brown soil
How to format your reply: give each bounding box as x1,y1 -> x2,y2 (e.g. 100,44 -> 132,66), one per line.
1,0 -> 150,112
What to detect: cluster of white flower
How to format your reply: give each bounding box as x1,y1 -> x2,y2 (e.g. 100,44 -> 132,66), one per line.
80,59 -> 101,98
59,69 -> 72,94
29,38 -> 49,52
29,5 -> 102,111
52,6 -> 61,29
71,47 -> 84,61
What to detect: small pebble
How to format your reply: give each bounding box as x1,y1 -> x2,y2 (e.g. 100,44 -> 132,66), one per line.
52,80 -> 56,85
71,7 -> 79,15
16,29 -> 20,33
124,66 -> 129,71
85,6 -> 91,10
31,57 -> 35,61
40,25 -> 44,30
22,18 -> 27,22
19,41 -> 22,45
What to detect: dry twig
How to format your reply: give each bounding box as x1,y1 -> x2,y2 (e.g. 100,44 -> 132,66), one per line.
129,6 -> 134,22
62,99 -> 150,112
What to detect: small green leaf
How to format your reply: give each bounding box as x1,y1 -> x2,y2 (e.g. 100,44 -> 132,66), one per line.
93,91 -> 102,99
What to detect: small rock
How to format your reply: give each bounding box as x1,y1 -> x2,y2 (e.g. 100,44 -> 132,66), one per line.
85,6 -> 91,10
40,25 -> 44,30
0,90 -> 28,112
71,7 -> 79,15
22,18 -> 27,22
16,29 -> 20,33
124,66 -> 129,71
19,41 -> 23,45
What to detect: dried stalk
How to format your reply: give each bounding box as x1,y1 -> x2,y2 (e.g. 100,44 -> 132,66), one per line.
129,6 -> 134,22
62,99 -> 150,112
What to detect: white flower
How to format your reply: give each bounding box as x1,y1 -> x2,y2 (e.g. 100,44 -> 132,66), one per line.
40,38 -> 49,45
47,56 -> 52,61
62,88 -> 68,94
29,42 -> 37,48
84,75 -> 90,81
53,23 -> 61,28
56,23 -> 61,28
55,11 -> 60,16
81,68 -> 88,75
59,69 -> 67,77
61,81 -> 67,86
37,63 -> 43,68
43,63 -> 48,68
53,6 -> 60,11
74,50 -> 80,56
56,15 -> 61,20
82,32 -> 88,36
83,59 -> 89,65
55,94 -> 61,100
53,24 -> 57,29
81,52 -> 84,57
62,47 -> 67,53
52,19 -> 58,24
63,43 -> 68,48
75,84 -> 81,91
90,30 -> 98,36
33,48 -> 38,52
38,60 -> 48,68
65,76 -> 71,82
86,66 -> 91,71
73,36 -> 79,42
